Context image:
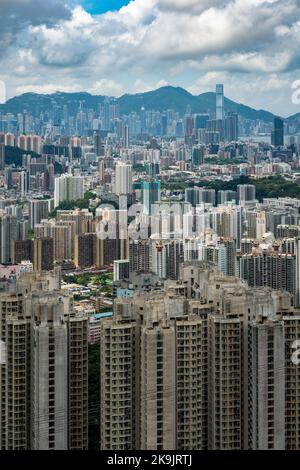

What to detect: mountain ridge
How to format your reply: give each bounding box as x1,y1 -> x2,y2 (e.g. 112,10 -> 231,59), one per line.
0,85 -> 295,122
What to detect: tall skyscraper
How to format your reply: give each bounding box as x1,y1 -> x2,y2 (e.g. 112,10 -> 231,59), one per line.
129,240 -> 151,273
0,143 -> 5,171
142,180 -> 161,215
104,98 -> 110,131
0,214 -> 18,263
247,320 -> 285,449
192,146 -> 205,166
124,125 -> 130,148
44,164 -> 55,192
93,132 -> 103,156
217,237 -> 237,276
206,118 -> 224,143
115,162 -> 133,196
4,133 -> 15,147
11,239 -> 33,264
95,237 -> 128,268
5,168 -> 13,190
271,117 -> 284,147
113,259 -> 130,282
151,240 -> 183,280
225,112 -> 239,141
99,159 -> 105,183
74,233 -> 96,269
194,114 -> 209,130
216,84 -> 225,121
54,175 -> 84,207
29,199 -> 50,229
56,208 -> 94,236
0,270 -> 88,450
19,170 -> 30,196
33,237 -> 54,271
237,184 -> 256,203
218,190 -> 237,205
185,187 -> 216,207
35,219 -> 74,262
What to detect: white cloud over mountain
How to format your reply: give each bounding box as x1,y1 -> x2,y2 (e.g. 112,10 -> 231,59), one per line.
0,0 -> 300,115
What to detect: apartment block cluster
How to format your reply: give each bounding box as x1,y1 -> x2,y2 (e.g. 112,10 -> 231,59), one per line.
0,269 -> 88,450
102,262 -> 300,450
3,173 -> 300,308
0,259 -> 299,450
108,185 -> 300,311
1,83 -> 300,452
3,183 -> 300,290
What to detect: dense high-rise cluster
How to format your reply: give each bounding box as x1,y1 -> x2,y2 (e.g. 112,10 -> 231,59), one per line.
0,83 -> 300,451
101,263 -> 300,450
0,269 -> 88,450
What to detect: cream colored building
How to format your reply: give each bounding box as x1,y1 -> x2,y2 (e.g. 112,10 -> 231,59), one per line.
0,270 -> 88,450
101,262 -> 300,450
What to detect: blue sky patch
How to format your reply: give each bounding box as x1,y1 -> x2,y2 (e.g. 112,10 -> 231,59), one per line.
81,0 -> 130,14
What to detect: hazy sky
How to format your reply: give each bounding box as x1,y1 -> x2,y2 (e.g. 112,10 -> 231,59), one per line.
0,0 -> 300,116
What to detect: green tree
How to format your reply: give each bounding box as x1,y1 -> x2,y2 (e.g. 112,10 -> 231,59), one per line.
84,191 -> 97,201
49,199 -> 91,218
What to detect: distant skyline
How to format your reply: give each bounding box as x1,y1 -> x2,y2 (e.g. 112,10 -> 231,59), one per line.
0,0 -> 300,116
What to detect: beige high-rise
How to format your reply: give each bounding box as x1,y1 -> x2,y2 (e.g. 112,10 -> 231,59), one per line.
100,262 -> 300,450
0,270 -> 88,450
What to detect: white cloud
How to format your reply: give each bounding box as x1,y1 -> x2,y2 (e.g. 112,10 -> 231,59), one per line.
0,0 -> 71,54
196,52 -> 292,74
90,79 -> 125,96
141,0 -> 300,62
189,72 -> 291,97
133,79 -> 170,93
187,72 -> 229,95
20,0 -> 300,73
29,7 -> 96,66
18,49 -> 36,64
187,71 -> 294,115
1,0 -> 300,115
159,0 -> 226,14
15,83 -> 83,95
